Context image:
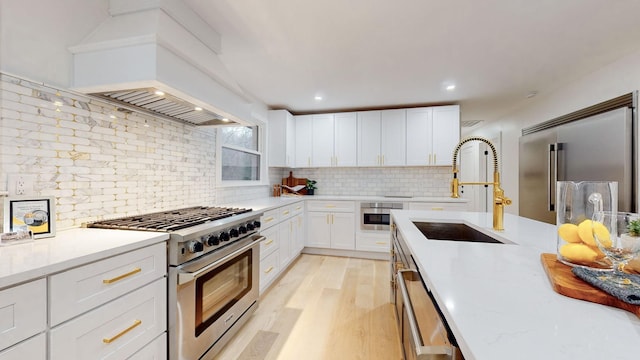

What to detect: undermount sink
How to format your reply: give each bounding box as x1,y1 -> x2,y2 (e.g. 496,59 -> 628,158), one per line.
413,222 -> 505,244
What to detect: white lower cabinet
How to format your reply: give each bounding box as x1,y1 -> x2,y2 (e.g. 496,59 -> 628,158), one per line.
0,333 -> 46,360
306,201 -> 356,250
259,201 -> 304,294
0,278 -> 46,353
50,278 -> 166,360
355,232 -> 390,253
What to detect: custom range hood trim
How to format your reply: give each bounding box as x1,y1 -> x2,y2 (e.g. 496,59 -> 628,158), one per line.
69,0 -> 254,126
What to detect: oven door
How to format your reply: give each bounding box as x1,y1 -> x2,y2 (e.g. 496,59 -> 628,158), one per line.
174,235 -> 262,360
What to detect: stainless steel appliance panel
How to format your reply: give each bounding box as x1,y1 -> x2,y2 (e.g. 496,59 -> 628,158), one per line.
519,107 -> 634,224
361,202 -> 403,231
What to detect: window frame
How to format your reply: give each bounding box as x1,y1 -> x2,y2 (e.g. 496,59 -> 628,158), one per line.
216,123 -> 267,187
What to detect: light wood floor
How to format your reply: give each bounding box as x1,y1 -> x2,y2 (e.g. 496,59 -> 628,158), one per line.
215,254 -> 402,360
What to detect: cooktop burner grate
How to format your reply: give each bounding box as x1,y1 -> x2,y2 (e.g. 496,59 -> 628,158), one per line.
87,206 -> 253,232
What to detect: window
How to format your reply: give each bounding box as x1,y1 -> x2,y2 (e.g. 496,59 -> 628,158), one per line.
219,126 -> 264,183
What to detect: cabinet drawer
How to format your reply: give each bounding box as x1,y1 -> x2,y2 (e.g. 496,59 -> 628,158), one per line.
50,242 -> 166,326
290,201 -> 304,216
127,333 -> 166,360
259,226 -> 279,259
0,333 -> 46,360
50,278 -> 166,360
280,204 -> 294,220
306,200 -> 355,212
260,208 -> 281,230
259,251 -> 279,293
0,278 -> 46,351
408,202 -> 469,211
356,232 -> 390,253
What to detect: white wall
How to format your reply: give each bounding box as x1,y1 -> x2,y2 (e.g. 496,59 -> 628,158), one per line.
0,0 -> 109,88
467,47 -> 640,214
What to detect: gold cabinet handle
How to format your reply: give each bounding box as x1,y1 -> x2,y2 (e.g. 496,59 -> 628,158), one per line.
429,154 -> 432,164
103,267 -> 141,284
103,319 -> 142,344
325,204 -> 336,208
433,154 -> 436,163
264,239 -> 274,246
375,241 -> 387,245
431,207 -> 444,211
295,206 -> 302,210
377,155 -> 380,165
264,266 -> 274,274
264,216 -> 274,222
283,210 -> 290,215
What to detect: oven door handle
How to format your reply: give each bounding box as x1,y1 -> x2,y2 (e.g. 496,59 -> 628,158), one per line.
177,236 -> 265,285
396,269 -> 454,359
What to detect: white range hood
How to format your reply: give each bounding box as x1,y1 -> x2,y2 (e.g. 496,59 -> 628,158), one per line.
69,0 -> 252,126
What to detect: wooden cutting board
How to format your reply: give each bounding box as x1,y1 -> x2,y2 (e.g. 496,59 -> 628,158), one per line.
540,253 -> 640,317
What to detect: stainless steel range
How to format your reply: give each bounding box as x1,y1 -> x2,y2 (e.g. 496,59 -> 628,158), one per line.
87,206 -> 264,360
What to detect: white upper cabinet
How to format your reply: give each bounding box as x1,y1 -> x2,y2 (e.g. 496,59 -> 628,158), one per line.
311,114 -> 335,167
294,115 -> 313,167
431,105 -> 460,166
380,109 -> 406,166
333,112 -> 357,167
357,110 -> 406,166
268,110 -> 296,167
357,110 -> 382,166
406,105 -> 460,166
406,107 -> 433,165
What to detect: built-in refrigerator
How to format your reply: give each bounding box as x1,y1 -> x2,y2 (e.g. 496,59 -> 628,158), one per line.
519,93 -> 636,224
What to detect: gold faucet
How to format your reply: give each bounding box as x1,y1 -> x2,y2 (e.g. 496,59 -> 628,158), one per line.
451,136 -> 512,231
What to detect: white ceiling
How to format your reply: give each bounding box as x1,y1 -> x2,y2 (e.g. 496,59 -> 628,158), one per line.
184,0 -> 640,123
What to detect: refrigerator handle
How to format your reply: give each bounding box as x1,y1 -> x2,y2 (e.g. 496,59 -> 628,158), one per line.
548,143 -> 558,211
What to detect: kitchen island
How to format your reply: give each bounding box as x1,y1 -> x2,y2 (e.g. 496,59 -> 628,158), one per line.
392,210 -> 640,360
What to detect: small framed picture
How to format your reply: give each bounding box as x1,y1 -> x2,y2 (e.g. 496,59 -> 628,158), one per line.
3,196 -> 56,239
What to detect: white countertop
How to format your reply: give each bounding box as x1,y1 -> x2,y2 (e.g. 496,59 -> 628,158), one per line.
392,210 -> 640,360
0,228 -> 168,289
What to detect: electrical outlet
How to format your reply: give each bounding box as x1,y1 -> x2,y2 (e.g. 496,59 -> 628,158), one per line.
7,174 -> 35,196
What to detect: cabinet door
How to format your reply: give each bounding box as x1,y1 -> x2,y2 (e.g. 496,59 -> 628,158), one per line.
334,112 -> 357,167
294,115 -> 313,167
285,112 -> 296,167
306,212 -> 331,247
406,107 -> 433,165
278,221 -> 292,268
0,279 -> 46,351
431,105 -> 460,166
292,214 -> 305,255
312,114 -> 335,167
357,111 -> 381,166
381,109 -> 406,166
330,212 -> 356,250
268,110 -> 290,167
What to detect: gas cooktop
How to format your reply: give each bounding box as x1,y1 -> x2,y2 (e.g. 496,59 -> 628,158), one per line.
86,206 -> 253,232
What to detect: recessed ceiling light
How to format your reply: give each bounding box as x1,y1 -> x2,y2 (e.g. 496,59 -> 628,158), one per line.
314,95 -> 323,101
154,90 -> 165,96
221,118 -> 230,122
194,106 -> 203,111
446,85 -> 456,91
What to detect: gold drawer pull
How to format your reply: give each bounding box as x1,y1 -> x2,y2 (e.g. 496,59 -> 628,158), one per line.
103,267 -> 141,284
375,241 -> 387,245
325,204 -> 336,208
295,206 -> 302,210
264,266 -> 274,274
282,210 -> 290,215
103,319 -> 142,344
264,217 -> 274,222
264,239 -> 274,246
431,207 -> 444,211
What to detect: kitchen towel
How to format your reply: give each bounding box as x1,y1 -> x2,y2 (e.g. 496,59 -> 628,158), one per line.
572,267 -> 640,305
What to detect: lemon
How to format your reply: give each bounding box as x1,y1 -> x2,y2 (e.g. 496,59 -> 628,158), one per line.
559,243 -> 599,263
577,219 -> 611,247
558,223 -> 581,243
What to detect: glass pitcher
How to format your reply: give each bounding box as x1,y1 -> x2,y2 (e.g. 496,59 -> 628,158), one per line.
556,181 -> 617,268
